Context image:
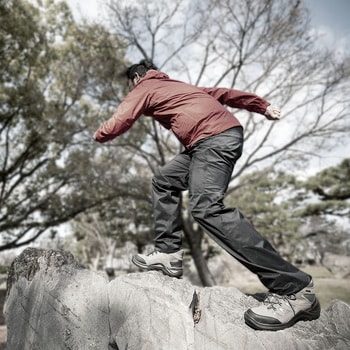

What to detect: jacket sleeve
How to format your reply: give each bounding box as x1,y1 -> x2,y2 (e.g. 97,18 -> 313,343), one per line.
93,89 -> 148,143
200,87 -> 270,115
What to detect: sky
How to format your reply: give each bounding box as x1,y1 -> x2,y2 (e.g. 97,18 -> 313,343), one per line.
68,0 -> 350,52
304,0 -> 350,53
305,0 -> 350,34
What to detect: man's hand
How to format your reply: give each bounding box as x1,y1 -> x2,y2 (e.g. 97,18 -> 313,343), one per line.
265,105 -> 281,120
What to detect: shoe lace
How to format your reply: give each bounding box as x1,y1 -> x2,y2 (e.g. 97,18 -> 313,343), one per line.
148,250 -> 161,257
264,293 -> 296,311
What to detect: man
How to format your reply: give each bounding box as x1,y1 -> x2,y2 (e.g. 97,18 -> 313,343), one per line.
94,59 -> 320,331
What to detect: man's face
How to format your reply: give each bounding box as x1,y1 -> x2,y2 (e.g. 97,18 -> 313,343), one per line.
128,79 -> 135,91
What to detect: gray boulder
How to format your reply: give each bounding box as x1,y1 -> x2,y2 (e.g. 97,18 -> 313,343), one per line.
4,248 -> 110,349
4,248 -> 350,350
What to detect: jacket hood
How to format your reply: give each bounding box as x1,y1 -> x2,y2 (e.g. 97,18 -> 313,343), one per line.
141,70 -> 169,82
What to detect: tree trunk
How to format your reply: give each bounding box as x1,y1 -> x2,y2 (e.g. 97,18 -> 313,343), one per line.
183,217 -> 215,287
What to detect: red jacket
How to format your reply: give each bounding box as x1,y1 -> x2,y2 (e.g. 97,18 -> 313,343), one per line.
94,70 -> 270,149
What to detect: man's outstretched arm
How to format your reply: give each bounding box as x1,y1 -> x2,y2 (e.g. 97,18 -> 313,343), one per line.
200,87 -> 280,120
94,91 -> 147,143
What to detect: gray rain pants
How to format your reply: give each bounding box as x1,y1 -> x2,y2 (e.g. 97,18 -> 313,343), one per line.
152,126 -> 311,295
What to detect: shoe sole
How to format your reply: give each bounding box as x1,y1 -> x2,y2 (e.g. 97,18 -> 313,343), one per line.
131,255 -> 183,278
244,298 -> 321,331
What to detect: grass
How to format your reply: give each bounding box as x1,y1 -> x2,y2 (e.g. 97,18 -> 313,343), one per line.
236,265 -> 350,309
303,266 -> 350,308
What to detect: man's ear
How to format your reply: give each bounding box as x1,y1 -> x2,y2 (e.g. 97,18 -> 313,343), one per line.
133,73 -> 141,85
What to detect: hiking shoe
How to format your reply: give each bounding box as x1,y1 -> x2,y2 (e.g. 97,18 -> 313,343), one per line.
132,249 -> 183,278
244,280 -> 321,331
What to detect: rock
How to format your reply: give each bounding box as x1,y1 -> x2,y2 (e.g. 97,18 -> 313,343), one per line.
196,288 -> 350,350
4,248 -> 110,349
4,248 -> 350,350
108,272 -> 196,349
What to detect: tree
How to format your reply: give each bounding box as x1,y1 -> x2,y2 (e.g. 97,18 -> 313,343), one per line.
295,158 -> 350,258
226,169 -> 301,254
69,171 -> 154,272
300,158 -> 350,217
226,160 -> 350,263
0,0 -> 132,251
100,0 -> 350,285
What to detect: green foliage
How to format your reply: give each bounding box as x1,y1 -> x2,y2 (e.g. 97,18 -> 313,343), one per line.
0,0 -> 142,250
300,158 -> 350,217
226,160 -> 350,261
226,170 -> 303,252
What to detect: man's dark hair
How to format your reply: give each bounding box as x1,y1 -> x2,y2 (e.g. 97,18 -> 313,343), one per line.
125,59 -> 158,80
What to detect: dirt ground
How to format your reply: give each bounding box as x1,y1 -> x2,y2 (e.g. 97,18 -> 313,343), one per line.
0,288 -> 5,349
0,327 -> 5,350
